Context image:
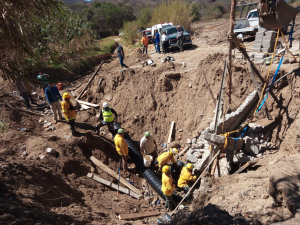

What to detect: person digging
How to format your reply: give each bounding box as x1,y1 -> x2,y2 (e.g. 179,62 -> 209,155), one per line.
154,148 -> 179,172
161,165 -> 175,210
114,128 -> 129,172
93,102 -> 117,136
61,93 -> 80,136
177,163 -> 197,202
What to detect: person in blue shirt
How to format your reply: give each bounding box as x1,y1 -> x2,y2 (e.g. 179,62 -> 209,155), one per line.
155,30 -> 161,53
45,82 -> 64,124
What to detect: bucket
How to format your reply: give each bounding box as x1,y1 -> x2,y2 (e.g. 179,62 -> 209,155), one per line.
143,155 -> 153,167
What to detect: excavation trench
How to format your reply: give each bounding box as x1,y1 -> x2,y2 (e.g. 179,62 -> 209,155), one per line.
113,123 -> 182,204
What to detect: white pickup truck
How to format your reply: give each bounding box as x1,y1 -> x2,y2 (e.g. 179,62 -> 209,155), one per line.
234,9 -> 260,36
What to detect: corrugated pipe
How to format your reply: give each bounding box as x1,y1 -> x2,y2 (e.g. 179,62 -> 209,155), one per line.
114,124 -> 182,203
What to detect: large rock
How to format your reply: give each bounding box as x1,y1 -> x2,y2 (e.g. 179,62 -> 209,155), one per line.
187,154 -> 198,164
244,136 -> 260,156
163,72 -> 181,79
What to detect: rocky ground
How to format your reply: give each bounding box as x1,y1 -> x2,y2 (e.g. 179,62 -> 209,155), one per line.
1,17 -> 300,225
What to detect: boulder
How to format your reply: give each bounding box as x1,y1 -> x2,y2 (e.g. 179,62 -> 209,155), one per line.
187,154 -> 198,163
163,72 -> 181,79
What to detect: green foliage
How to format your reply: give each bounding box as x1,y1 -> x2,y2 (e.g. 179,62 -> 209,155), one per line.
150,0 -> 195,31
71,2 -> 136,37
136,7 -> 153,29
0,118 -> 9,135
193,0 -> 230,21
121,21 -> 140,45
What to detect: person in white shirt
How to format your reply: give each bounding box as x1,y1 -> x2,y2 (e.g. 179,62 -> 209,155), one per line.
161,31 -> 170,54
140,131 -> 158,161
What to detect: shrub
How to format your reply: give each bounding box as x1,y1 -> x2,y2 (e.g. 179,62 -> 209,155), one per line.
150,0 -> 195,31
121,21 -> 140,45
0,118 -> 9,136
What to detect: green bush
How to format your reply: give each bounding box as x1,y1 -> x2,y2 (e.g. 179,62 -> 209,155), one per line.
121,21 -> 140,45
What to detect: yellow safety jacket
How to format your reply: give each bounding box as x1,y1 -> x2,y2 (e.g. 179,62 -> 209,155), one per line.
161,173 -> 175,196
157,152 -> 176,168
177,166 -> 197,188
102,108 -> 114,122
114,134 -> 128,156
61,100 -> 76,121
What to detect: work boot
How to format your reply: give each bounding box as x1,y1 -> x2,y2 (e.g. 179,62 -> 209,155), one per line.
70,126 -> 80,136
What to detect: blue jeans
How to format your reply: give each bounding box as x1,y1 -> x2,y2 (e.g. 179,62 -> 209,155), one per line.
119,57 -> 128,68
155,44 -> 160,53
143,45 -> 148,54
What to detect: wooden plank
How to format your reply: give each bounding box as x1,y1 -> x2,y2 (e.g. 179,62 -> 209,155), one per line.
80,104 -> 91,110
79,88 -> 90,100
77,100 -> 100,108
77,61 -> 104,100
71,91 -> 76,98
89,156 -> 140,194
167,121 -> 175,144
179,146 -> 189,156
75,84 -> 82,89
118,210 -> 160,220
87,173 -> 139,199
18,108 -> 44,117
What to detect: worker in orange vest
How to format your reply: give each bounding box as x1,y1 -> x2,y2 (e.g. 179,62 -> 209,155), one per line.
141,34 -> 149,54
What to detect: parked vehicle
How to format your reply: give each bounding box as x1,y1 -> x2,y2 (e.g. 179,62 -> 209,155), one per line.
234,4 -> 260,36
151,22 -> 173,37
162,25 -> 192,49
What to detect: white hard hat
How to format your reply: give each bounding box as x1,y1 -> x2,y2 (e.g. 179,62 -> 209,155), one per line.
103,102 -> 109,108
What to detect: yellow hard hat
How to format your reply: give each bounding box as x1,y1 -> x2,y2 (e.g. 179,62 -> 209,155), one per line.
63,93 -> 71,99
170,148 -> 178,155
162,165 -> 171,173
186,163 -> 194,171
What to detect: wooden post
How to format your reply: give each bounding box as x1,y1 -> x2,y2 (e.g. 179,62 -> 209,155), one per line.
167,121 -> 175,144
76,61 -> 104,100
228,0 -> 237,104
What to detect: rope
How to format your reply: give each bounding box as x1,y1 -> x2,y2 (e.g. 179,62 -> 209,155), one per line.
218,29 -> 281,152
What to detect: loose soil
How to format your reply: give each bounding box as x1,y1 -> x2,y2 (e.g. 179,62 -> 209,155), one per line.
1,17 -> 300,224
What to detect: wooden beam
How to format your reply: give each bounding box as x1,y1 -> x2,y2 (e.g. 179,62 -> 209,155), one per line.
71,91 -> 76,98
89,156 -> 140,194
77,100 -> 100,108
179,146 -> 189,156
79,88 -> 90,100
167,121 -> 175,144
87,173 -> 139,199
18,108 -> 44,117
76,61 -> 104,100
118,210 -> 160,220
80,104 -> 91,110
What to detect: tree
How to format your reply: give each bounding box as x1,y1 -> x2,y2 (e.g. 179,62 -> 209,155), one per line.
0,0 -> 62,82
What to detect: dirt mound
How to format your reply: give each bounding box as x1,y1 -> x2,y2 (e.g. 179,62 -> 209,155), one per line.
82,52 -> 258,145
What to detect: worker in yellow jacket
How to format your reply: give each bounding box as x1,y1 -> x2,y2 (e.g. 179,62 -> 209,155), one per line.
177,163 -> 197,201
114,128 -> 129,170
161,165 -> 175,210
154,148 -> 178,171
61,93 -> 80,136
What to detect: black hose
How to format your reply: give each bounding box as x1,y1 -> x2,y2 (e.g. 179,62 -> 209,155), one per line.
114,124 -> 182,203
266,68 -> 300,92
